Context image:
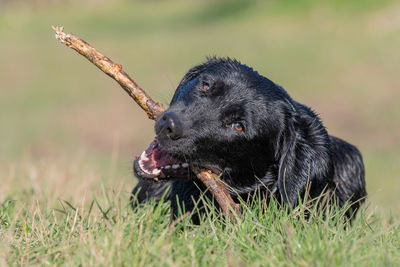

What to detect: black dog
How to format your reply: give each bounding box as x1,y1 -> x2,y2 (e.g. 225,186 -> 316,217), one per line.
131,57 -> 366,221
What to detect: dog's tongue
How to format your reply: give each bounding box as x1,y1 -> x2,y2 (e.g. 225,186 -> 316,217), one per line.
144,139 -> 180,168
134,139 -> 190,179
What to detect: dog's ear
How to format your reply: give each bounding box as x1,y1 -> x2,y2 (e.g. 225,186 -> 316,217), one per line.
277,117 -> 302,207
277,112 -> 316,208
276,104 -> 331,208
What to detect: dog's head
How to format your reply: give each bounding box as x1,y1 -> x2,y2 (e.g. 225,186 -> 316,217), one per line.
134,57 -> 331,205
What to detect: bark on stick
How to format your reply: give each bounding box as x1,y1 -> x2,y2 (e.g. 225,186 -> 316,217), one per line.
52,26 -> 163,120
192,167 -> 242,219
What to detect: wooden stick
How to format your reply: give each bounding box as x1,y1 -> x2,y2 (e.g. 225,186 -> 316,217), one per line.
52,26 -> 163,120
192,167 -> 241,219
52,26 -> 241,218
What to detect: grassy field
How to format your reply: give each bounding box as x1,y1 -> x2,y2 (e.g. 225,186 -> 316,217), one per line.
1,0 -> 400,265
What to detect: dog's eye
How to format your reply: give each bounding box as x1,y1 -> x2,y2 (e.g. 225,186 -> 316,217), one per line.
232,122 -> 244,132
201,82 -> 210,92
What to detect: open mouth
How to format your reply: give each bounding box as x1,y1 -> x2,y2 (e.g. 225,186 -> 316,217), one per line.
134,139 -> 191,180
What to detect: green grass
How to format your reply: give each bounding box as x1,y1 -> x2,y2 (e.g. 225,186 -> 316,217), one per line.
1,0 -> 400,265
1,189 -> 399,266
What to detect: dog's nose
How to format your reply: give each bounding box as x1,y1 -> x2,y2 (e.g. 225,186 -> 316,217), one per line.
155,111 -> 183,140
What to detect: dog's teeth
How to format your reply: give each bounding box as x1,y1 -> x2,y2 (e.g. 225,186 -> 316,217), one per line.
164,165 -> 171,170
140,151 -> 149,161
152,169 -> 161,175
172,164 -> 180,169
182,163 -> 189,168
139,159 -> 152,175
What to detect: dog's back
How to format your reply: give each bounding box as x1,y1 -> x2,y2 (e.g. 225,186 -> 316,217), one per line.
330,136 -> 366,214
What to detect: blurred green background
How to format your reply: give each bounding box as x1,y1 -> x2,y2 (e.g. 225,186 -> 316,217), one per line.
0,0 -> 399,215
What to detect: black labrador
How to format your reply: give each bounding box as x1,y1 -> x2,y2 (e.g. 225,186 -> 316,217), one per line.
131,57 -> 366,221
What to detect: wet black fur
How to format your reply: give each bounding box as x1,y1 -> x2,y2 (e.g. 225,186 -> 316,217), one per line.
131,58 -> 366,221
